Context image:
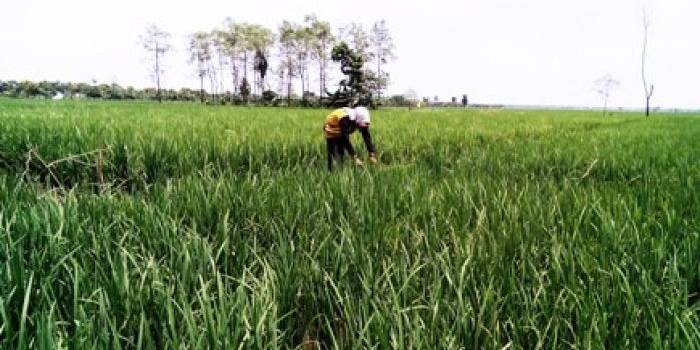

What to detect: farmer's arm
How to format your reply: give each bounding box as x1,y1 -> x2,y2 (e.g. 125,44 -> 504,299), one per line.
359,127 -> 376,154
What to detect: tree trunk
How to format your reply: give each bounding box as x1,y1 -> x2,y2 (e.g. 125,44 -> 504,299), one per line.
300,63 -> 305,101
287,72 -> 292,105
641,15 -> 652,118
231,57 -> 238,97
155,43 -> 162,103
305,68 -> 309,98
287,60 -> 293,105
320,42 -> 326,98
319,61 -> 324,98
603,96 -> 608,116
243,52 -> 248,80
377,54 -> 381,101
218,56 -> 225,101
200,75 -> 205,103
646,97 -> 651,117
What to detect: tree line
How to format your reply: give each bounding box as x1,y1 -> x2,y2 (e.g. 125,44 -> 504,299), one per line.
0,79 -> 471,109
145,15 -> 395,106
0,15 -> 396,107
0,79 -> 417,107
0,80 -> 209,102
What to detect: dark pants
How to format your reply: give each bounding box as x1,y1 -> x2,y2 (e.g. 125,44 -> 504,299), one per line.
326,137 -> 355,170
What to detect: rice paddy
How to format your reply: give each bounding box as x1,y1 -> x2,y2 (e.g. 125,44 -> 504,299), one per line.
0,98 -> 699,349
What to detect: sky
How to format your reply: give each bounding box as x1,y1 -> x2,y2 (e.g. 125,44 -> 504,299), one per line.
1,0 -> 698,109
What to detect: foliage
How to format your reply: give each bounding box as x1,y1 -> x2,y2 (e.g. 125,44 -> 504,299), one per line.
328,42 -> 372,108
261,90 -> 277,104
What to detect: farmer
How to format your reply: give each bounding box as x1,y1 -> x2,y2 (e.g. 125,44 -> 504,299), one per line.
324,106 -> 377,170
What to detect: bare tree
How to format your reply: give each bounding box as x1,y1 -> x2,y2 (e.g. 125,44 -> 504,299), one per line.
278,21 -> 299,104
237,23 -> 253,86
370,20 -> 395,102
641,11 -> 654,117
214,21 -> 239,100
282,21 -> 314,100
188,32 -> 212,103
211,29 -> 232,99
305,14 -> 335,99
221,19 -> 244,96
141,25 -> 171,103
594,74 -> 620,115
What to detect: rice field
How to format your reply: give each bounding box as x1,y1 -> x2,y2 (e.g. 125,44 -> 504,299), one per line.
0,98 -> 699,349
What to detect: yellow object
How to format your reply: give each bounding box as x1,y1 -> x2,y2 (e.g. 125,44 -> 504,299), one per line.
324,108 -> 350,139
353,156 -> 364,166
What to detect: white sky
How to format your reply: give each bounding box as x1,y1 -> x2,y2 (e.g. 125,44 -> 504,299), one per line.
1,0 -> 698,108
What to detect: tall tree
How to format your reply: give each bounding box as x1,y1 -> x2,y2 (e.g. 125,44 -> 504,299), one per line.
247,25 -> 274,95
237,23 -> 253,84
305,15 -> 335,98
140,25 -> 171,103
213,23 -> 238,100
221,20 -> 244,95
188,32 -> 212,103
641,11 -> 654,117
211,29 -> 229,101
370,20 -> 395,101
278,21 -> 299,103
295,24 -> 314,100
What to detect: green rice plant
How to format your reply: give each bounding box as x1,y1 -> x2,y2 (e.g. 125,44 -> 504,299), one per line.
0,98 -> 699,349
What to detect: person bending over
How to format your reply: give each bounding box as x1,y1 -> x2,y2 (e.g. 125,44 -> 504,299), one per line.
323,106 -> 377,170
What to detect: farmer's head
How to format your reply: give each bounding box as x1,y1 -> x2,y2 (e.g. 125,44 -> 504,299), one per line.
353,106 -> 371,128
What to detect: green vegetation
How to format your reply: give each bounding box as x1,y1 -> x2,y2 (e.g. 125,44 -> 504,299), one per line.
1,99 -> 699,349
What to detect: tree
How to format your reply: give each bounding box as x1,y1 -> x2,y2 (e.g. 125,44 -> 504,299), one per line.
220,19 -> 244,96
189,32 -> 212,103
247,25 -> 274,95
641,11 -> 654,117
141,25 -> 171,103
340,23 -> 370,61
254,49 -> 269,96
295,21 -> 315,100
231,23 -> 253,93
230,23 -> 274,97
214,27 -> 234,97
239,77 -> 251,102
278,21 -> 299,104
370,20 -> 395,101
327,41 -> 371,107
210,29 -> 228,102
594,74 -> 620,115
305,15 -> 335,99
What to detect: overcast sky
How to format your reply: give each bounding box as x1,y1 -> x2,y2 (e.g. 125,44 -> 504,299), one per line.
1,0 -> 698,108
